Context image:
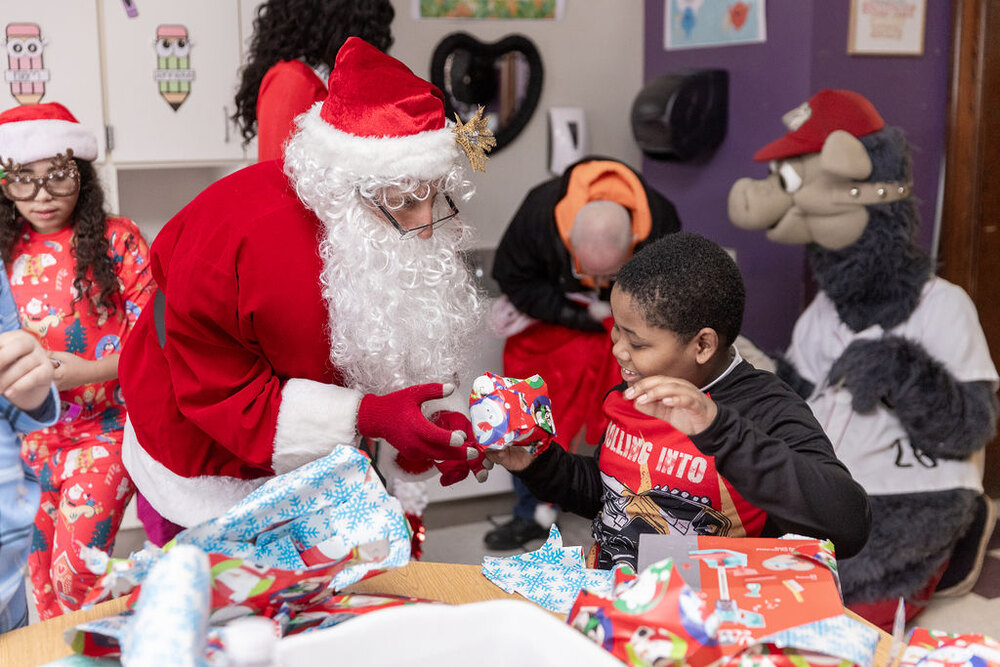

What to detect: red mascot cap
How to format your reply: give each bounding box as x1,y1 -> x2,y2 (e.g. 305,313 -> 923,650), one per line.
754,89 -> 885,162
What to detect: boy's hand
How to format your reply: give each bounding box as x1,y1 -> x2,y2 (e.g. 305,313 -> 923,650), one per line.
0,330 -> 54,412
623,376 -> 718,435
485,446 -> 535,473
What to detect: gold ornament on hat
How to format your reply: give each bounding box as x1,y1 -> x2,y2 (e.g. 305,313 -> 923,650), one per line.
452,106 -> 496,172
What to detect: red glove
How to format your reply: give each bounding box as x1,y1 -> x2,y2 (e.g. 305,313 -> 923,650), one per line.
432,411 -> 490,486
437,455 -> 490,486
357,382 -> 476,463
396,410 -> 491,485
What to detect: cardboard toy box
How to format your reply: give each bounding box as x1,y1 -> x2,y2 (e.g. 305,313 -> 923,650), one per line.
568,536 -> 881,667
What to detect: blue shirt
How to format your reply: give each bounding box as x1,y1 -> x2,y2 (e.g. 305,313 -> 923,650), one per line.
0,253 -> 59,623
0,388 -> 58,621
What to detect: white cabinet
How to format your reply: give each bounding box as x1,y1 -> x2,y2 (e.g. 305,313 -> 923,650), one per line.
0,0 -> 106,162
100,0 -> 245,163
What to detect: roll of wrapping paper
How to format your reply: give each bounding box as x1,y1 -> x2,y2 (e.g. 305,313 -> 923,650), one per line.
121,545 -> 211,666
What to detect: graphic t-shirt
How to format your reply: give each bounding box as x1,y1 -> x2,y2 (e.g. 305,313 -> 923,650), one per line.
8,217 -> 154,448
593,390 -> 768,568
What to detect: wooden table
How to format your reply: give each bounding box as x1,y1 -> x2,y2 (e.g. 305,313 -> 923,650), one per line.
0,561 -> 892,666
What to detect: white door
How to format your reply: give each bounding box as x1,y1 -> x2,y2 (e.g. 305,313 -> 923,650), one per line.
0,1 -> 106,162
101,0 -> 244,163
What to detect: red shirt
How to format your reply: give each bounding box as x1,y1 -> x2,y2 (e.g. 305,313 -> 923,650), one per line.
256,60 -> 327,163
597,390 -> 768,542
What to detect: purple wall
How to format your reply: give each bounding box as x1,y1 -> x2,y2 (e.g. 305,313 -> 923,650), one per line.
642,0 -> 951,353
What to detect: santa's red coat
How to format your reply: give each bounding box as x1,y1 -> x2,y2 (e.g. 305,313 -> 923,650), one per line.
119,161 -> 364,526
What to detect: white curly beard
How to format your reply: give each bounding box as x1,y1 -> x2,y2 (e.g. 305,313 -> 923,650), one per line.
316,202 -> 484,394
318,204 -> 485,514
286,143 -> 486,517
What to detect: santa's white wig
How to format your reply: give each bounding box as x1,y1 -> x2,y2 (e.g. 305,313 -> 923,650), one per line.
284,126 -> 485,396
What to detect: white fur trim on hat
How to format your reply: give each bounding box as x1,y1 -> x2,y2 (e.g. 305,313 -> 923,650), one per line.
292,104 -> 460,183
0,118 -> 98,165
272,379 -> 364,475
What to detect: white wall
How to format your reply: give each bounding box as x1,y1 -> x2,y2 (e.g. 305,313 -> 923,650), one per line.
387,0 -> 646,249
116,3 -> 645,249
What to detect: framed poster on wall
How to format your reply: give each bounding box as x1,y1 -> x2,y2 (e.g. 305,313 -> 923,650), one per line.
414,0 -> 564,19
848,0 -> 926,56
665,0 -> 766,51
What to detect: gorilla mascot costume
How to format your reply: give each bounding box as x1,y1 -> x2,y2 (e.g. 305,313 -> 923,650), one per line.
728,89 -> 998,630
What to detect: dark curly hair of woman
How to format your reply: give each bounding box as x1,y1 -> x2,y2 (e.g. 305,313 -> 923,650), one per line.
0,159 -> 120,319
233,0 -> 395,146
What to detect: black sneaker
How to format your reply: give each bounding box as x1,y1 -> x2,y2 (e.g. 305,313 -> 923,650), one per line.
484,516 -> 549,550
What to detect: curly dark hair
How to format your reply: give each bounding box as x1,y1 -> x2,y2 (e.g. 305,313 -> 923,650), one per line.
233,0 -> 395,146
0,159 -> 119,318
614,232 -> 745,346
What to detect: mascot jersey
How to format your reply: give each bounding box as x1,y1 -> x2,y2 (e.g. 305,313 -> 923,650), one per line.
787,277 -> 998,495
8,216 -> 153,449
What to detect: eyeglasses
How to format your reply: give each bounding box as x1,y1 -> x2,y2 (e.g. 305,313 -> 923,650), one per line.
1,168 -> 80,201
374,192 -> 459,240
571,261 -> 618,288
0,153 -> 80,202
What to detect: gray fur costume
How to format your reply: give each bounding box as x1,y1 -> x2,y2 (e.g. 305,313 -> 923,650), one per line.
785,128 -> 997,603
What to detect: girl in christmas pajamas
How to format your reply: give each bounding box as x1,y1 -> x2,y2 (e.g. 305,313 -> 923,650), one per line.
0,103 -> 155,619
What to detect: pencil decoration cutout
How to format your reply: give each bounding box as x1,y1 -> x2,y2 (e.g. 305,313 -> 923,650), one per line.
154,24 -> 194,111
4,23 -> 49,105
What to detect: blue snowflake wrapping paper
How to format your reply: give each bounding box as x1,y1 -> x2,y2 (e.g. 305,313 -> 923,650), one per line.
84,446 -> 411,607
120,545 -> 211,666
481,525 -> 623,616
753,614 -> 882,667
175,445 -> 411,589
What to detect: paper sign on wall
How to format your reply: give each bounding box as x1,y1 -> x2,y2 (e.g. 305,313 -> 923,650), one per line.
4,23 -> 50,105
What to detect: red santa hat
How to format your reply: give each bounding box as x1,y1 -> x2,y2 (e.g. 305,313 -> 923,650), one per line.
291,37 -> 460,183
0,102 -> 98,165
754,89 -> 885,162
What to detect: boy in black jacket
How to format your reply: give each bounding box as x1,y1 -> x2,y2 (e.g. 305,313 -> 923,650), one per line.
487,232 -> 872,569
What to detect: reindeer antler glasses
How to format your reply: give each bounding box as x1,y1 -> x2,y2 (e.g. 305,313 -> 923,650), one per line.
0,150 -> 80,202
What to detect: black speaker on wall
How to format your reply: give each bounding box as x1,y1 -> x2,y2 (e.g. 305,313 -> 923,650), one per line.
631,69 -> 728,162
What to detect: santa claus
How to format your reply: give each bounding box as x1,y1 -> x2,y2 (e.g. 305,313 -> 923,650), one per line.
118,37 -> 492,551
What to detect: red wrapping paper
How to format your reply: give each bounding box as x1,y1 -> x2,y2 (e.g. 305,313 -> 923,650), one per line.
469,372 -> 556,452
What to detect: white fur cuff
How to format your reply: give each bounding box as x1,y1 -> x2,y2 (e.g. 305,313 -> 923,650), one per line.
273,379 -> 364,475
122,418 -> 266,527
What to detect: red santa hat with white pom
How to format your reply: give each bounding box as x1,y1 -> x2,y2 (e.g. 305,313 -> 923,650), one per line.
0,102 -> 98,165
289,36 -> 494,183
